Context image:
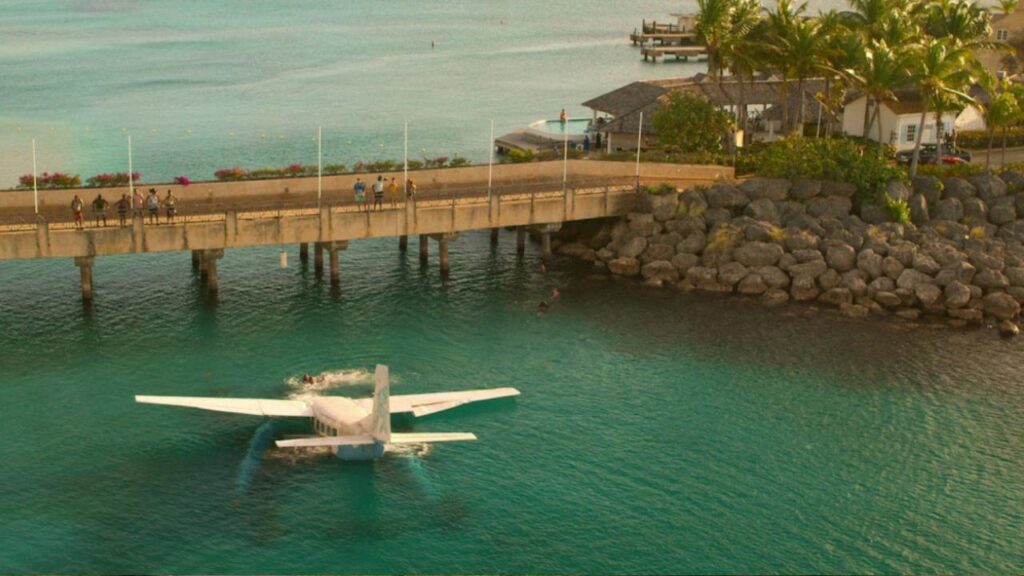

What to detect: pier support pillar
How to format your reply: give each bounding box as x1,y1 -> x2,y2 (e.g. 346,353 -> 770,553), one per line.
419,234 -> 428,263
516,227 -> 526,257
399,235 -> 408,252
199,251 -> 209,280
203,249 -> 224,293
191,250 -> 201,270
541,231 -> 552,258
299,242 -> 309,263
74,256 -> 94,301
430,233 -> 458,277
326,241 -> 348,286
490,228 -> 499,245
314,242 -> 324,275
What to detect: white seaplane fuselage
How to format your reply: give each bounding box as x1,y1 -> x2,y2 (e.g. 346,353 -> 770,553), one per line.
136,365 -> 520,461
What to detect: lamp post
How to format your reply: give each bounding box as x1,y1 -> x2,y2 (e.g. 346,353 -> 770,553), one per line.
317,126 -> 323,209
31,138 -> 38,216
635,111 -> 643,190
488,120 -> 494,202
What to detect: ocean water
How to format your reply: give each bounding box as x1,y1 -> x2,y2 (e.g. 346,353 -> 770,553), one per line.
0,234 -> 1022,574
1,1 -> 1023,574
0,0 -> 702,187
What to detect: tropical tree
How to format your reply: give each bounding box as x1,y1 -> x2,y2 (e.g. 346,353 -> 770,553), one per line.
907,41 -> 975,176
694,0 -> 736,79
765,0 -> 808,132
652,92 -> 735,153
719,0 -> 765,144
844,40 -> 913,155
999,0 -> 1019,14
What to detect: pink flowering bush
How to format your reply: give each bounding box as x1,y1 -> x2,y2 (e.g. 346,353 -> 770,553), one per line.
85,172 -> 140,187
174,176 -> 191,186
19,172 -> 82,189
214,167 -> 248,181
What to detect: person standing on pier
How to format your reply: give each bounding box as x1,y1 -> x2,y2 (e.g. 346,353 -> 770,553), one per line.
406,178 -> 417,201
559,108 -> 567,123
372,176 -> 385,211
583,134 -> 590,153
91,193 -> 108,227
116,194 -> 129,227
164,189 -> 178,223
132,188 -> 144,220
388,177 -> 398,208
70,195 -> 84,230
146,188 -> 160,224
354,177 -> 367,211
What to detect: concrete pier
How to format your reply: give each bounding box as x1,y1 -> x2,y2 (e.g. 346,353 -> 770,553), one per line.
74,256 -> 94,301
191,250 -> 201,270
516,227 -> 526,257
399,235 -> 408,252
419,234 -> 429,263
299,242 -> 309,263
198,251 -> 209,280
314,242 -> 324,274
432,233 -> 457,277
490,228 -> 499,245
203,249 -> 224,292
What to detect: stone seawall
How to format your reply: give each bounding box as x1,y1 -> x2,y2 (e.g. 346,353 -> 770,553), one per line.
555,173 -> 1024,337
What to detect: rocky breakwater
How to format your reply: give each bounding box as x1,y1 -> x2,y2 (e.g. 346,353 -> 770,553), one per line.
557,173 -> 1024,337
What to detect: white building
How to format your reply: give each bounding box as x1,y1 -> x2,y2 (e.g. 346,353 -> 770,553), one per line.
842,93 -> 958,151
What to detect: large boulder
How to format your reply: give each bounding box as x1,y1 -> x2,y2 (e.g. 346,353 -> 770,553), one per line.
793,249 -> 823,263
821,181 -> 857,198
962,197 -> 989,225
885,180 -> 911,202
671,253 -> 700,274
737,273 -> 769,295
869,276 -> 896,293
968,250 -> 1005,271
790,275 -> 819,301
857,249 -> 884,278
705,184 -> 749,209
788,259 -> 829,278
874,290 -> 902,308
889,242 -> 917,266
664,215 -> 706,236
641,260 -> 680,283
819,287 -> 853,307
757,266 -> 791,289
641,242 -> 675,263
826,244 -> 857,272
739,178 -> 791,202
819,268 -> 843,290
784,228 -> 819,251
733,242 -> 784,267
983,292 -> 1021,320
911,252 -> 941,276
896,269 -> 934,291
608,257 -> 640,276
944,281 -> 972,308
687,266 -> 729,292
1001,170 -> 1024,193
617,236 -> 648,259
704,208 -> 733,228
627,213 -> 658,236
908,194 -> 929,225
975,269 -> 1010,289
1006,266 -> 1024,287
942,177 -> 976,201
645,190 -> 680,222
745,221 -> 781,243
807,196 -> 853,219
717,262 -> 749,287
967,173 -> 1008,202
843,270 -> 869,296
914,283 -> 942,306
912,175 -> 943,204
860,204 -> 889,225
676,231 -> 707,255
743,198 -> 780,224
779,201 -> 808,225
989,197 -> 1017,226
677,188 -> 709,217
882,256 -> 905,280
789,179 -> 821,201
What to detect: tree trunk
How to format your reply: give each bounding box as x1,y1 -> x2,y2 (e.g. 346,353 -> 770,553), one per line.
824,77 -> 833,137
910,105 -> 929,178
1002,126 -> 1008,168
862,96 -> 872,138
873,100 -> 885,156
987,128 -> 994,169
797,76 -> 806,133
934,109 -> 944,159
738,75 -> 748,146
780,78 -> 790,133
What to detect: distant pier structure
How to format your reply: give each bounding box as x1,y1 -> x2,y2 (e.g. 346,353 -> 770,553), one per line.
630,14 -> 708,63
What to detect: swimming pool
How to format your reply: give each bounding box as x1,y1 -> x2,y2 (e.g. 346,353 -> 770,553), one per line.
529,118 -> 591,135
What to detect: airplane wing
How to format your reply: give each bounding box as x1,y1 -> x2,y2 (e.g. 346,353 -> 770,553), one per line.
389,432 -> 477,444
355,387 -> 520,417
135,395 -> 313,417
275,435 -> 375,448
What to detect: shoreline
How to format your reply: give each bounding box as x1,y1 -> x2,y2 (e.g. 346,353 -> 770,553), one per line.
554,173 -> 1024,338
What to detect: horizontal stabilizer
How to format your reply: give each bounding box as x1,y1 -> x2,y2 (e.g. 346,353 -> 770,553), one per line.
275,435 -> 375,448
135,395 -> 313,417
388,432 -> 477,444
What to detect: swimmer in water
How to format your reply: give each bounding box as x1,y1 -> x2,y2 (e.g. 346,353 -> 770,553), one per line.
302,373 -> 314,384
538,300 -> 550,314
551,287 -> 560,299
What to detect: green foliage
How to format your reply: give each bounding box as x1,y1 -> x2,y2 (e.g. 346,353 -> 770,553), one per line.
505,149 -> 535,163
449,155 -> 472,168
323,163 -> 347,175
751,136 -> 905,205
643,183 -> 677,195
884,193 -> 911,223
652,92 -> 734,154
406,159 -> 425,170
957,128 -> 1024,149
916,162 -> 984,178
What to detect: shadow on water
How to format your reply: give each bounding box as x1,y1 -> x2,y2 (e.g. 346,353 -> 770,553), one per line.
235,419 -> 278,496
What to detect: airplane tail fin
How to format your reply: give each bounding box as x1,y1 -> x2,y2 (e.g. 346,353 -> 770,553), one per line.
370,364 -> 391,443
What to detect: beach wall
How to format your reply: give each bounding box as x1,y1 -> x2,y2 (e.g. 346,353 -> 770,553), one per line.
555,172 -> 1024,337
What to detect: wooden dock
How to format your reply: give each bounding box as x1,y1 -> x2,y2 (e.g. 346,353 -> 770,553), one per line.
629,31 -> 697,46
641,45 -> 707,62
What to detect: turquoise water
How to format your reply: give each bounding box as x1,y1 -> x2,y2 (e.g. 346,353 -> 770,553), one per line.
2,1 -> 1023,573
1,234 -> 1023,574
0,0 -> 698,187
536,119 -> 591,135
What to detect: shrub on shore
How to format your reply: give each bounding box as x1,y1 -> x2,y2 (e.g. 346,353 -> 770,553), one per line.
18,172 -> 81,189
85,172 -> 140,187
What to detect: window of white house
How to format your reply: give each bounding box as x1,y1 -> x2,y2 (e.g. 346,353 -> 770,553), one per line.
998,29 -> 1009,41
905,124 -> 917,143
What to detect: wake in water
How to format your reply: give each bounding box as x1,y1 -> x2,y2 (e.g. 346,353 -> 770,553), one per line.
284,367 -> 376,399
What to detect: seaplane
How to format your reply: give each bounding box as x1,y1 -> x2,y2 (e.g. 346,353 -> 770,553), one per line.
136,365 -> 520,460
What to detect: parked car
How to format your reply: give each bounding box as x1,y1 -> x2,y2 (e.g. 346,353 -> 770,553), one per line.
895,144 -> 972,165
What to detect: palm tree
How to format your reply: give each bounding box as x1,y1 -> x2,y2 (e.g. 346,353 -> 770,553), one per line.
818,16 -> 863,137
907,41 -> 975,176
766,0 -> 808,132
998,0 -> 1019,14
719,0 -> 765,145
694,0 -> 736,79
786,18 -> 829,131
844,40 -> 913,155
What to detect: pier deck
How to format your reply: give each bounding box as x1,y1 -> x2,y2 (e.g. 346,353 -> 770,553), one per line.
641,45 -> 707,62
